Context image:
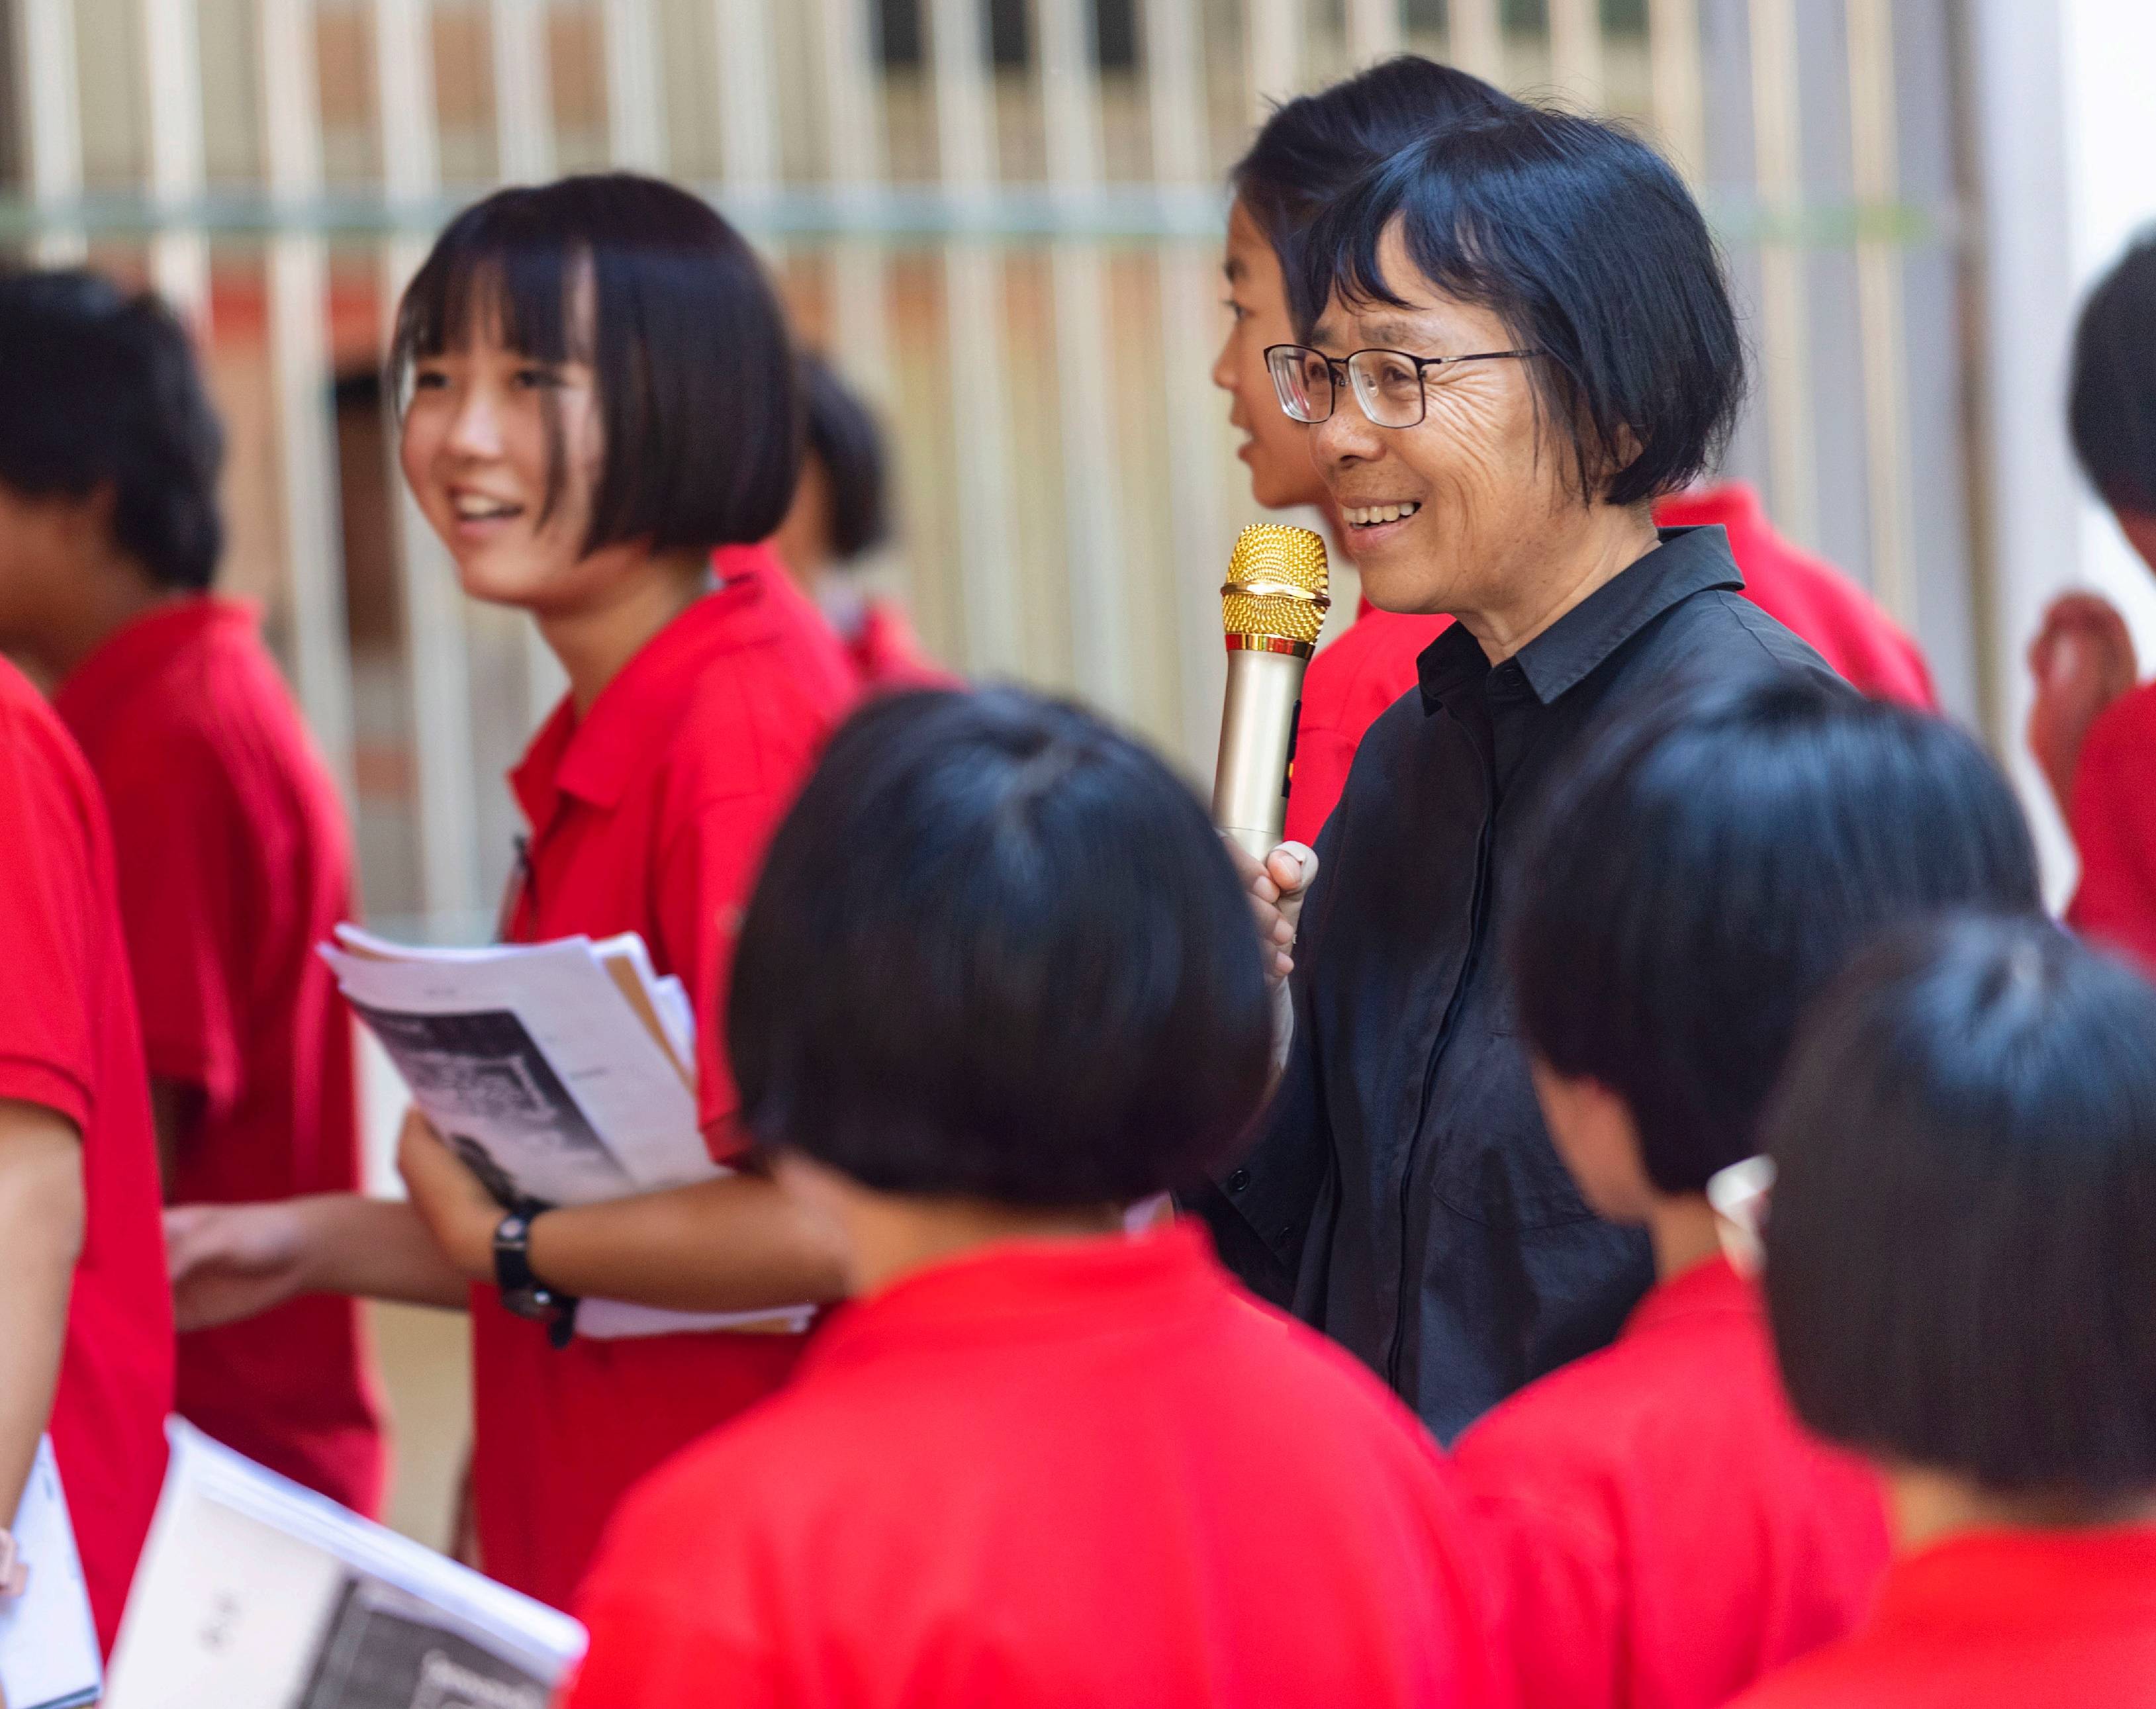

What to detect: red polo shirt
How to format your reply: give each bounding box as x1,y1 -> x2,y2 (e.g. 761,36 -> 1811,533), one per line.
2065,680 -> 2156,974
845,598 -> 959,693
1286,605 -> 1450,849
1657,485 -> 1938,708
0,657 -> 173,1653
1729,1526 -> 2156,1708
53,596 -> 385,1517
1454,1254 -> 1890,1709
566,1223 -> 1511,1709
476,549 -> 856,1610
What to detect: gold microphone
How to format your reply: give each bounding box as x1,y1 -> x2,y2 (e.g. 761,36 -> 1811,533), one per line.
1212,524 -> 1332,860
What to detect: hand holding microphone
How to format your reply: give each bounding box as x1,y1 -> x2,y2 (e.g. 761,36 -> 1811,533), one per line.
1212,524 -> 1329,986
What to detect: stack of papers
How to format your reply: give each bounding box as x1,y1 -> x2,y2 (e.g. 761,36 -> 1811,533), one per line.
322,925 -> 812,1338
0,1437 -> 101,1709
105,1422 -> 586,1709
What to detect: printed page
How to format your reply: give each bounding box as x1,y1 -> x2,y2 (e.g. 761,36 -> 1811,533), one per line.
0,1436 -> 101,1709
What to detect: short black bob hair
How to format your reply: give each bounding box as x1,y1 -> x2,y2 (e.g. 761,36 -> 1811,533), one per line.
0,269 -> 224,590
800,351 -> 892,564
1507,672 -> 2041,1199
1231,55 -> 1514,328
1765,917 -> 2156,1502
391,173 -> 800,558
2068,233 -> 2156,517
1297,105 -> 1744,508
727,688 -> 1273,1206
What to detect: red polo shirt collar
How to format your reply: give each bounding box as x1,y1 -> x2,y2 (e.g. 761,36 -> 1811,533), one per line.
511,547 -> 790,825
1873,1525 -> 2156,1636
53,594 -> 258,720
1622,1250 -> 1756,1339
804,1223 -> 1223,1375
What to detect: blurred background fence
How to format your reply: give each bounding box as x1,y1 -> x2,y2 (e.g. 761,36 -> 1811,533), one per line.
3,0 -> 1980,946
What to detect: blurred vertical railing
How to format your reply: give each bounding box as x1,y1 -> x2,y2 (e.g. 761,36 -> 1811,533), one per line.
15,0 -> 85,263
1846,0 -> 1914,624
259,0 -> 357,788
142,0 -> 210,319
1747,0 -> 1820,549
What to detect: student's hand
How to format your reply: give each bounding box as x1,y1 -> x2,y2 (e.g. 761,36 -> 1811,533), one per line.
165,1201 -> 316,1332
1225,837 -> 1319,987
2028,591 -> 2138,815
397,1111 -> 501,1282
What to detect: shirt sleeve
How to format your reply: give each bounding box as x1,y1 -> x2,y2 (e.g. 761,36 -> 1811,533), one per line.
653,785 -> 796,1162
2067,694 -> 2156,977
0,714 -> 99,1131
95,740 -> 243,1113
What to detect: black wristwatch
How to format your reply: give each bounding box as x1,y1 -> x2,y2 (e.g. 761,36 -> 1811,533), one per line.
493,1200 -> 579,1349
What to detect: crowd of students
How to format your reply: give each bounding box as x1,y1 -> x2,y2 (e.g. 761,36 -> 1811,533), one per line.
1,48 -> 2154,1709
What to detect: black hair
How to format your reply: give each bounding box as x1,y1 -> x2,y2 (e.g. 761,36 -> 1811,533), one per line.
1765,917 -> 2156,1501
727,688 -> 1273,1206
1297,105 -> 1744,507
1508,673 -> 2041,1197
799,351 -> 892,563
391,172 -> 800,557
1231,55 -> 1515,328
0,269 -> 224,590
2068,233 -> 2156,517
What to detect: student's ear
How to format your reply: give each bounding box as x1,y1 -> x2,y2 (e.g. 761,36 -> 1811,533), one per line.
1528,1056 -> 1655,1224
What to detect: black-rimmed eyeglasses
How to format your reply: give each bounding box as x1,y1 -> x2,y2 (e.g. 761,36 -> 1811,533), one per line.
1264,343 -> 1542,429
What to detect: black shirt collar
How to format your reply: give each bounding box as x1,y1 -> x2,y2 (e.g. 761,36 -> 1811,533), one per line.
1417,525 -> 1746,712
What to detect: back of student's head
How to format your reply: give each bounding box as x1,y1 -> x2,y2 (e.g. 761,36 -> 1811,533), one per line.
728,688 -> 1272,1205
0,269 -> 224,590
1233,56 -> 1513,326
391,172 -> 800,557
1764,916 -> 2156,1502
2069,234 -> 2156,518
800,352 -> 892,564
1508,673 -> 2041,1196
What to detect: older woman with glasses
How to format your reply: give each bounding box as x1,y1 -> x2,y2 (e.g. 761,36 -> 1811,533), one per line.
1210,103 -> 1846,1445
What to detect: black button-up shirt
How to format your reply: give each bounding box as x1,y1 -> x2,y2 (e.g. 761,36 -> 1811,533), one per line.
1202,526 -> 1843,1442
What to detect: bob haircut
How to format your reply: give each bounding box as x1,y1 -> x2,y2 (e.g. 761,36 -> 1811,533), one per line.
0,269 -> 224,590
390,172 -> 800,557
727,688 -> 1273,1207
800,352 -> 892,564
1507,672 -> 2041,1198
1765,916 -> 2156,1501
2068,233 -> 2156,516
1231,55 -> 1514,329
1297,105 -> 1744,507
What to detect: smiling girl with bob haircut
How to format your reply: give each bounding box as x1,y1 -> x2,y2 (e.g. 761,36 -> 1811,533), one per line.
164,173 -> 859,1607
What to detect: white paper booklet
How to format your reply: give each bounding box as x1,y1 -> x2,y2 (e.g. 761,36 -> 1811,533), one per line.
321,926 -> 812,1338
105,1422 -> 586,1709
0,1436 -> 101,1709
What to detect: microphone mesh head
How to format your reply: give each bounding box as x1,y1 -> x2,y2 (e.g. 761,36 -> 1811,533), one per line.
1221,523 -> 1333,645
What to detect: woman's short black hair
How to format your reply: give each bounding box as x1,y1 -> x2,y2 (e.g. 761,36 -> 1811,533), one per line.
1765,917 -> 2156,1501
391,172 -> 800,557
800,352 -> 891,563
727,688 -> 1273,1206
1231,55 -> 1514,328
1507,673 -> 2041,1197
1297,105 -> 1744,507
0,269 -> 224,590
2068,234 -> 2156,516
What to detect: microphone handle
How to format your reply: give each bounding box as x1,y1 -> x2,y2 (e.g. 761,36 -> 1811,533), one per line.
1213,646 -> 1310,861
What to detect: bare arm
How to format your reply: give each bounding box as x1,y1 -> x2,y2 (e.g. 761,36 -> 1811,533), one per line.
399,1115 -> 850,1312
0,1099 -> 85,1532
165,1192 -> 469,1332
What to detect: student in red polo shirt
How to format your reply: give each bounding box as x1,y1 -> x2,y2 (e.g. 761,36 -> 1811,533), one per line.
563,687 -> 1510,1709
1454,675 -> 2043,1709
0,655 -> 173,1653
1215,58 -> 1511,848
164,174 -> 857,1610
2025,236 -> 2156,973
1732,916 -> 2156,1707
0,271 -> 385,1519
748,352 -> 951,692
